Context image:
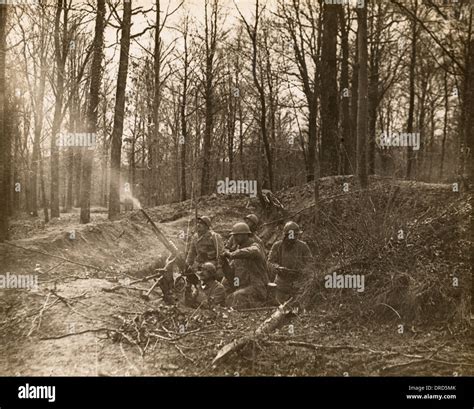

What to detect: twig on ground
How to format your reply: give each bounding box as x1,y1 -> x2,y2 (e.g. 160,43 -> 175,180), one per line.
174,343 -> 196,364
27,293 -> 51,337
378,303 -> 402,319
39,327 -> 112,340
120,340 -> 141,375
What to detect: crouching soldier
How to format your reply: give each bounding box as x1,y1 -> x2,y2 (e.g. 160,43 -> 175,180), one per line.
184,216 -> 224,305
221,222 -> 269,309
226,213 -> 265,252
268,221 -> 314,304
188,262 -> 226,308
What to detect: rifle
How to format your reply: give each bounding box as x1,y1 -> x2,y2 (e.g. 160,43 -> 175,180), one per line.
275,266 -> 300,280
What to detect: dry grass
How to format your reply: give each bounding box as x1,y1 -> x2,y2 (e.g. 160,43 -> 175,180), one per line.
273,179 -> 471,327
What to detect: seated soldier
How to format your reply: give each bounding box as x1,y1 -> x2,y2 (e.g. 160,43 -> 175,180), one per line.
268,221 -> 314,304
184,216 -> 224,305
221,222 -> 269,309
189,262 -> 226,309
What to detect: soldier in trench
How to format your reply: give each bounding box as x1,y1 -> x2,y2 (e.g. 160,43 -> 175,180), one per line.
268,221 -> 314,304
221,222 -> 269,309
188,262 -> 226,308
183,216 -> 224,306
225,213 -> 265,252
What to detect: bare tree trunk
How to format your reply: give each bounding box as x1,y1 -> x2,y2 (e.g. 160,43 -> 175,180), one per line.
200,0 -> 221,196
339,6 -> 351,176
80,0 -> 105,223
248,7 -> 274,190
50,0 -> 68,218
180,17 -> 189,202
65,51 -> 77,213
417,77 -> 427,179
151,0 -> 163,205
465,12 -> 474,186
0,3 -> 8,241
356,0 -> 369,188
367,2 -> 382,176
108,0 -> 132,219
320,3 -> 339,176
73,150 -> 82,207
30,55 -> 47,217
439,72 -> 449,179
427,100 -> 435,181
406,0 -> 417,179
349,30 -> 359,175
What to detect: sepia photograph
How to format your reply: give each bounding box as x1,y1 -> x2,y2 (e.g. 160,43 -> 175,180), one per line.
0,0 -> 472,406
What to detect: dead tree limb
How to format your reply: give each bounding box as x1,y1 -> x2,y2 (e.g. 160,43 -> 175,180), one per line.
212,300 -> 295,366
102,257 -> 174,293
39,327 -> 112,340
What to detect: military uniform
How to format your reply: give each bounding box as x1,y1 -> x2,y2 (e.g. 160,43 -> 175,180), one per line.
190,280 -> 226,308
268,239 -> 313,304
186,230 -> 224,278
223,241 -> 269,309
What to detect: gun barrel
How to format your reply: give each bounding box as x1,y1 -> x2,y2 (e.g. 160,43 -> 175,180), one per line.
140,209 -> 184,267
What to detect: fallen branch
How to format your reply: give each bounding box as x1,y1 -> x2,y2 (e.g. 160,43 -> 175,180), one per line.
174,343 -> 196,364
212,300 -> 295,366
39,327 -> 112,340
102,257 -> 175,293
378,303 -> 402,319
27,293 -> 52,337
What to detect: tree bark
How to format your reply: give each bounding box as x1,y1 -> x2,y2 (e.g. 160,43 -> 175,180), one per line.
180,18 -> 189,202
320,3 -> 339,176
463,10 -> 473,186
50,0 -> 68,218
200,0 -> 221,196
0,4 -> 8,241
405,0 -> 417,179
80,0 -> 105,223
339,6 -> 351,175
108,0 -> 132,219
30,42 -> 47,218
356,0 -> 369,188
349,30 -> 359,176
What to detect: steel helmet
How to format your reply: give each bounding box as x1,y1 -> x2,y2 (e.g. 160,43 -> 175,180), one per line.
197,216 -> 212,228
244,214 -> 259,226
283,221 -> 301,236
230,222 -> 252,235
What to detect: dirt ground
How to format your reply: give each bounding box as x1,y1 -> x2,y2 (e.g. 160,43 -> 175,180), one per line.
0,181 -> 472,376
